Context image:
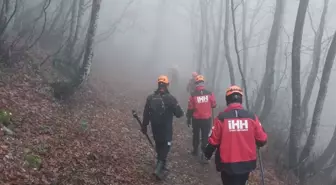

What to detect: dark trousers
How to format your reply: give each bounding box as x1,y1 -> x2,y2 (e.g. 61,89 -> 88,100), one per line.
221,171 -> 249,185
192,118 -> 211,152
155,141 -> 171,162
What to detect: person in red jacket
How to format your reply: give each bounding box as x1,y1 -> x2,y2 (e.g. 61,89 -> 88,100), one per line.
186,75 -> 216,160
203,85 -> 267,185
186,72 -> 198,94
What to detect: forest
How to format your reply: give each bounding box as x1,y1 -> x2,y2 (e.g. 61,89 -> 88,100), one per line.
0,0 -> 336,184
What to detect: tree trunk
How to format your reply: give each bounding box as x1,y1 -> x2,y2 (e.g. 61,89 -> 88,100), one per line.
289,0 -> 310,168
309,125 -> 336,176
299,0 -> 329,141
210,0 -> 224,88
230,0 -> 249,110
204,1 -> 210,73
70,0 -> 78,38
275,30 -> 284,89
250,0 -> 267,113
259,0 -> 285,122
70,0 -> 84,62
223,0 -> 235,85
298,30 -> 336,184
241,0 -> 247,87
196,0 -> 205,73
65,0 -> 78,62
48,0 -> 66,33
74,0 -> 101,86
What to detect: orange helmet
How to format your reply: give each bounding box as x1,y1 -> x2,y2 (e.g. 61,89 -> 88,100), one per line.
157,75 -> 169,84
192,72 -> 198,78
226,85 -> 243,96
195,75 -> 205,83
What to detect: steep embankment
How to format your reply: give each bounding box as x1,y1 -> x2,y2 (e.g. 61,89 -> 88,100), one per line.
0,65 -> 283,185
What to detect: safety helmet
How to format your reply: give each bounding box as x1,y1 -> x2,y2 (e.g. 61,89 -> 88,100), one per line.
226,85 -> 243,96
192,72 -> 198,78
195,75 -> 205,83
157,75 -> 169,84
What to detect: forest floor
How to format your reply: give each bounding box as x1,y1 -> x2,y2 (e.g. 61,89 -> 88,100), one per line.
0,61 -> 285,185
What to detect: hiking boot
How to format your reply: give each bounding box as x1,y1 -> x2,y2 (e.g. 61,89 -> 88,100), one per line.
200,153 -> 209,164
153,160 -> 164,180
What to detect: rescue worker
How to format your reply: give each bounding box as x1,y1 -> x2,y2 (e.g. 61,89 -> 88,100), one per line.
203,85 -> 268,185
142,75 -> 184,180
186,72 -> 198,94
186,75 -> 216,161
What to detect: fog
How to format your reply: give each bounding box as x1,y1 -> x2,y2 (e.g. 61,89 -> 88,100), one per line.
94,1 -> 336,183
3,0 -> 336,184
95,0 -> 336,150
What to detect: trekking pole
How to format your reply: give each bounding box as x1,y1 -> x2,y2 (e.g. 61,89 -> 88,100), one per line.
131,110 -> 154,148
257,148 -> 265,185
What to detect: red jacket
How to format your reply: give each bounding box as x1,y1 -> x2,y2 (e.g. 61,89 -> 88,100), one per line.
187,85 -> 216,119
207,103 -> 267,174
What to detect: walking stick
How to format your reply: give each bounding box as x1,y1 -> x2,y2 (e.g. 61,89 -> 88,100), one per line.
131,110 -> 154,148
257,148 -> 265,185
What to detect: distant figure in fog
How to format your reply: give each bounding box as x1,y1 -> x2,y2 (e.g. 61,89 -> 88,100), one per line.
169,65 -> 179,94
186,72 -> 198,95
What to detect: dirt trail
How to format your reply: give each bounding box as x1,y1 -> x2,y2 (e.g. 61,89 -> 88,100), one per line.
133,120 -> 223,185
0,64 -> 284,185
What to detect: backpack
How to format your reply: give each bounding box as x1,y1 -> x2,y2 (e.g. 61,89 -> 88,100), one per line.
149,93 -> 166,118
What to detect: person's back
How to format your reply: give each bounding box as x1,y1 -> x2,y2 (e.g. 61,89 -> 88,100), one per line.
187,75 -> 216,159
204,85 -> 267,185
144,89 -> 183,142
189,83 -> 216,120
214,103 -> 266,172
142,75 -> 184,180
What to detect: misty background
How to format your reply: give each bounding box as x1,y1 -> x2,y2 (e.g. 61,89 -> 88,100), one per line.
1,0 -> 336,184
97,0 -> 336,150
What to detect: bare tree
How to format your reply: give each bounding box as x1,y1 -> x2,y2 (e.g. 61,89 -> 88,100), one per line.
259,0 -> 285,122
230,0 -> 249,109
223,0 -> 235,85
298,30 -> 336,185
241,0 -> 247,86
74,0 -> 101,86
48,0 -> 66,33
196,0 -> 205,73
244,0 -> 266,83
299,0 -> 329,141
52,0 -> 102,99
289,0 -> 310,169
210,0 -> 224,88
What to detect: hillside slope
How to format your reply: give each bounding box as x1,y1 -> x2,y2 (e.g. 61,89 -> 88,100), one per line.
0,65 -> 284,185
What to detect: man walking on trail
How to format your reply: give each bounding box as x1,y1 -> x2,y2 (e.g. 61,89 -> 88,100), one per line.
186,72 -> 198,94
141,75 -> 184,180
186,75 -> 216,161
203,85 -> 268,185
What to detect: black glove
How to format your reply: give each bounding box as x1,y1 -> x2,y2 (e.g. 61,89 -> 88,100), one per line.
256,140 -> 266,148
141,125 -> 147,134
204,144 -> 216,160
203,151 -> 212,160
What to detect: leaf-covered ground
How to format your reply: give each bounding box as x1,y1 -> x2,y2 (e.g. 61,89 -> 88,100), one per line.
0,64 -> 284,185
